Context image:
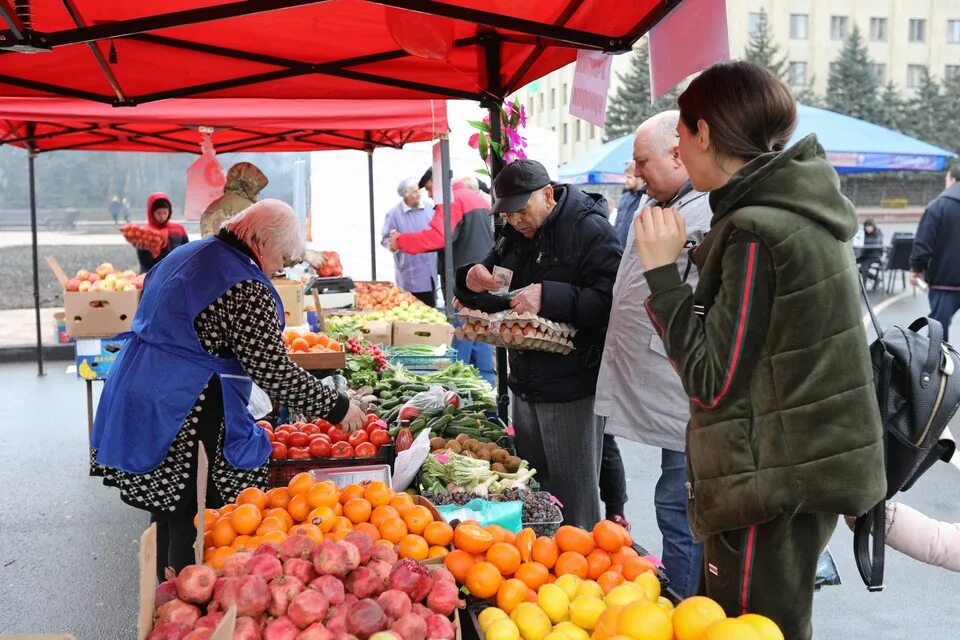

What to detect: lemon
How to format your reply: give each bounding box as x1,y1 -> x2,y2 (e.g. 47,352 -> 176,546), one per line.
568,595 -> 606,631
604,584 -> 644,608
575,579 -> 605,600
672,596 -> 726,640
543,633 -> 570,640
738,614 -> 785,640
702,618 -> 762,640
486,618 -> 522,640
537,583 -> 571,624
655,597 -> 674,612
511,602 -> 553,640
616,601 -> 673,640
479,607 -> 510,632
633,571 -> 661,602
553,621 -> 591,640
554,574 -> 583,601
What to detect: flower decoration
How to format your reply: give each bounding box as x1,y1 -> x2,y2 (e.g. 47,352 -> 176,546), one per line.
468,98 -> 528,177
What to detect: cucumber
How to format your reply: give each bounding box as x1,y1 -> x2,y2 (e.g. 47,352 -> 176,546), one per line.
442,404 -> 457,416
410,417 -> 428,432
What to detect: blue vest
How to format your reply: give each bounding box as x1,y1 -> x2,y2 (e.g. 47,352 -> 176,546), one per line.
90,236 -> 284,474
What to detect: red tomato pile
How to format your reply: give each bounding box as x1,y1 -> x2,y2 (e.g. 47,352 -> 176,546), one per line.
258,415 -> 391,461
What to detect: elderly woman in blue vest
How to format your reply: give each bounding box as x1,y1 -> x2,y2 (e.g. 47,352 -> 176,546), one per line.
91,199 -> 365,581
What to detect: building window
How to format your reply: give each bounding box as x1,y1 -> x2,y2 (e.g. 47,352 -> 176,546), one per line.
562,83 -> 568,105
789,13 -> 808,39
948,20 -> 960,43
549,88 -> 556,109
527,97 -> 534,117
538,93 -> 544,111
562,123 -> 568,144
575,120 -> 581,142
909,19 -> 926,43
871,63 -> 886,83
869,17 -> 887,41
748,12 -> 763,36
907,64 -> 927,88
589,124 -> 596,139
946,65 -> 960,81
788,61 -> 807,87
829,61 -> 839,77
830,16 -> 849,40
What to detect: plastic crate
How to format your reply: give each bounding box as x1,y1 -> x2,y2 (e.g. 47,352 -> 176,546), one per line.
266,444 -> 395,488
386,347 -> 458,372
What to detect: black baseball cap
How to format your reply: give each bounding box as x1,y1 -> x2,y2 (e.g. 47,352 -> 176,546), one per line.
418,167 -> 432,189
491,159 -> 551,214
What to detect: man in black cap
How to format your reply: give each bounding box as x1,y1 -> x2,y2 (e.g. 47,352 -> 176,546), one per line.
455,159 -> 622,528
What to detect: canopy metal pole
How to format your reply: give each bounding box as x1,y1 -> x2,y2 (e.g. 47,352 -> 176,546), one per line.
439,135 -> 454,321
27,124 -> 45,376
366,146 -> 377,280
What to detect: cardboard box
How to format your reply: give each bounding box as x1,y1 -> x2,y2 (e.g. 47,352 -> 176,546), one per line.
75,337 -> 127,380
47,257 -> 140,338
288,350 -> 346,370
52,311 -> 71,344
271,278 -> 305,326
359,320 -> 393,346
393,321 -> 454,347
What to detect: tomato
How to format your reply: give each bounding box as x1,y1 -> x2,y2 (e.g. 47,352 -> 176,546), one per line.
308,433 -> 331,444
330,442 -> 354,458
327,427 -> 346,443
270,442 -> 288,460
273,431 -> 290,446
313,418 -> 332,430
348,431 -> 369,447
276,424 -> 296,434
288,432 -> 311,448
308,438 -> 331,458
288,447 -> 311,460
301,423 -> 320,435
364,418 -> 388,435
365,414 -> 379,426
369,429 -> 391,447
256,419 -> 273,430
354,442 -> 377,458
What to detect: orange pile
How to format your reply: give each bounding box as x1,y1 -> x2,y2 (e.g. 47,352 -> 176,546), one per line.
200,475 -> 452,570
283,329 -> 343,353
444,520 -> 656,607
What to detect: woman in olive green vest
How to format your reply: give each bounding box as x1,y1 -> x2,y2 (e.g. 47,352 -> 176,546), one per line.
634,61 -> 885,639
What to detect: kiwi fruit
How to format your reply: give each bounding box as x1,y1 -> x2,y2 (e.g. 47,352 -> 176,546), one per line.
455,433 -> 470,444
504,455 -> 522,473
491,462 -> 508,473
476,449 -> 491,461
430,437 -> 447,450
490,449 -> 509,464
447,440 -> 463,453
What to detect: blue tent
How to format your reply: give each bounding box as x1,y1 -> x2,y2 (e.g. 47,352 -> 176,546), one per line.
559,104 -> 957,184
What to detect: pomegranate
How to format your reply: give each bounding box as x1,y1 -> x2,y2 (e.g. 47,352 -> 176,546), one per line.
343,531 -> 374,563
234,616 -> 263,640
346,598 -> 388,638
309,575 -> 345,605
342,594 -> 359,608
194,612 -> 224,630
285,558 -> 318,585
425,581 -> 461,616
369,545 -> 398,565
424,614 -> 455,640
297,622 -> 335,640
264,616 -> 300,640
287,589 -> 330,629
282,534 -> 318,562
387,559 -> 431,603
254,542 -> 281,558
366,561 -> 392,591
429,568 -> 455,585
324,606 -> 349,636
314,541 -> 361,578
156,579 -> 179,608
376,590 -> 412,622
183,629 -> 214,640
248,554 -> 284,582
345,566 -> 383,599
222,551 -> 254,577
156,599 -> 201,627
269,574 -> 306,617
147,622 -> 192,640
389,613 -> 427,640
176,564 -> 217,604
411,604 -> 432,621
214,575 -> 271,618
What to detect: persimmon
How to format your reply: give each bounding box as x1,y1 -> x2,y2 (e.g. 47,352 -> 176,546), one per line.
444,549 -> 476,584
363,481 -> 393,508
496,578 -> 530,614
587,549 -> 613,580
389,493 -> 415,515
486,542 -> 522,576
397,534 -> 430,561
465,561 -> 503,599
556,525 -> 595,555
306,481 -> 340,509
288,472 -> 317,496
344,498 -> 372,524
378,516 -> 409,544
370,505 -> 400,527
622,556 -> 657,581
554,551 -> 589,579
532,536 -> 559,569
423,521 -> 454,547
593,520 -> 629,553
514,562 -> 551,591
265,487 -> 291,510
403,505 -> 433,535
231,503 -> 263,535
287,493 -> 311,523
514,528 -> 536,563
211,518 -> 237,547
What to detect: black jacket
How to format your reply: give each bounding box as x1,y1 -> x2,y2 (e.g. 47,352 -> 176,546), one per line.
456,184 -> 622,402
911,183 -> 960,289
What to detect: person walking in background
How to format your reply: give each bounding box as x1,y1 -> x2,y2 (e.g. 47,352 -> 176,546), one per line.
612,161 -> 646,247
137,193 -> 189,272
109,195 -> 123,225
856,217 -> 885,285
200,162 -> 269,238
595,111 -> 711,598
382,177 -> 438,307
910,163 -> 960,340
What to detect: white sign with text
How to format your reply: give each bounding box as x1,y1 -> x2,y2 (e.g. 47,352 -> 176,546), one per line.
569,50 -> 614,128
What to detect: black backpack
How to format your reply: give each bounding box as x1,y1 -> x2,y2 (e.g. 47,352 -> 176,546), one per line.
855,278 -> 960,590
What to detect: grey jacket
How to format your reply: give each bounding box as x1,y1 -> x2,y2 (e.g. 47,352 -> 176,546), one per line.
594,187 -> 712,451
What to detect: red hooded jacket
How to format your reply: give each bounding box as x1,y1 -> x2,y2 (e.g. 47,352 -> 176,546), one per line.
138,192 -> 190,271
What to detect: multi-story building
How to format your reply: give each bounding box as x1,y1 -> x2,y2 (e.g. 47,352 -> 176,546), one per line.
517,0 -> 960,165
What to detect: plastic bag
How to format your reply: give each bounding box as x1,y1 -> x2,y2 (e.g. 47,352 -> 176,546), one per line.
183,130 -> 226,221
398,384 -> 460,422
436,498 -> 523,532
814,547 -> 841,590
247,382 -> 272,419
392,429 -> 432,492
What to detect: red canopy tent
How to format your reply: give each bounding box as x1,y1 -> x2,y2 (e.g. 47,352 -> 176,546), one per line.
0,96 -> 449,374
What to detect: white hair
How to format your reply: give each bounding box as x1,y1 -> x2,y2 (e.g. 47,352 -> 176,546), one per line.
637,110 -> 680,154
457,176 -> 480,192
222,198 -> 305,261
397,177 -> 419,196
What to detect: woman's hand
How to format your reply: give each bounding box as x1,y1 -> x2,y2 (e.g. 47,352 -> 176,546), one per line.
466,264 -> 500,292
634,206 -> 686,272
510,284 -> 542,315
341,402 -> 365,433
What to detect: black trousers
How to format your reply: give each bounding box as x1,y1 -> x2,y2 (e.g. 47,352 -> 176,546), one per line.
411,289 -> 437,308
599,434 -> 627,516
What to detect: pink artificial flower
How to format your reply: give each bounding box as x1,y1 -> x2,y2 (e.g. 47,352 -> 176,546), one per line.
468,132 -> 480,149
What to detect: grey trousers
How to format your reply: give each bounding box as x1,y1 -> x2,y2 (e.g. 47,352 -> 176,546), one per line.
512,395 -> 604,529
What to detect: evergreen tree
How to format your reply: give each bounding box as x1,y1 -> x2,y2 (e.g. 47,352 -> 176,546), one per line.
942,76 -> 960,155
604,40 -> 682,141
743,8 -> 787,79
825,26 -> 881,122
875,81 -> 906,132
794,76 -> 822,107
902,71 -> 954,151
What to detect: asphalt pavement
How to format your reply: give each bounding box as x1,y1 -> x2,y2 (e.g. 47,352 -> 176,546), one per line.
1,285 -> 958,638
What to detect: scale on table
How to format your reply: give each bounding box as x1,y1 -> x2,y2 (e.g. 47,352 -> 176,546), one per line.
304,277 -> 355,324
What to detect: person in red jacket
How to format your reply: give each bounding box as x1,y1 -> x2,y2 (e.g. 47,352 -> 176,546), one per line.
137,192 -> 189,272
389,176 -> 495,383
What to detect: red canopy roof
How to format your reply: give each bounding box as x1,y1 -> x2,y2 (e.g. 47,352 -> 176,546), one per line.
0,97 -> 448,152
0,1 -> 672,105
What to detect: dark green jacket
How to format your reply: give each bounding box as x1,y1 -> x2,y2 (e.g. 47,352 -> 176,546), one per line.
645,134 -> 886,537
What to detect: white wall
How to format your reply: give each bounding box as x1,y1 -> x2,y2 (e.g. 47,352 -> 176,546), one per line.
309,101 -> 558,283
